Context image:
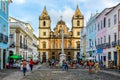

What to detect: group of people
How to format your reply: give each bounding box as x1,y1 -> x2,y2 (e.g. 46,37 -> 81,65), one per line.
22,59 -> 34,76
83,60 -> 100,74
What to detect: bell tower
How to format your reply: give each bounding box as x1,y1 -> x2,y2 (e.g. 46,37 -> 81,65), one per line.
72,5 -> 84,38
39,6 -> 51,38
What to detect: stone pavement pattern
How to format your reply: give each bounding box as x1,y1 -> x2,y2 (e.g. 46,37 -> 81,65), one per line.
1,63 -> 120,80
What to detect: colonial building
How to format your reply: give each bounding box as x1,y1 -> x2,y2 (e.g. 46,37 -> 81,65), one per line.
86,13 -> 99,60
0,0 -> 12,70
80,27 -> 86,60
9,17 -> 38,60
38,6 -> 84,62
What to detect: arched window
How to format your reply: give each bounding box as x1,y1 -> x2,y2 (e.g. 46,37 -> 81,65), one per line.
43,21 -> 46,26
42,41 -> 46,48
77,20 -> 80,26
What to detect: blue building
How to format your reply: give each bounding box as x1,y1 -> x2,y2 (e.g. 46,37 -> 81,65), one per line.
0,0 -> 11,70
86,13 -> 99,61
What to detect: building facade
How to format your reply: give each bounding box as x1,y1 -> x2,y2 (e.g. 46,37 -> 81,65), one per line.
38,6 -> 84,62
0,0 -> 11,70
96,7 -> 114,67
9,17 -> 38,61
86,13 -> 99,60
80,27 -> 86,60
105,3 -> 120,68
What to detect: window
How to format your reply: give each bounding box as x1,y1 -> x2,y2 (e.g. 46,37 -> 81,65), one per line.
108,19 -> 110,27
101,20 -> 102,29
0,0 -> 1,9
2,1 -> 6,13
101,37 -> 102,44
109,35 -> 111,43
114,14 -> 117,24
95,38 -> 96,46
76,41 -> 80,48
98,22 -> 100,31
3,26 -> 6,35
108,52 -> 111,60
114,33 -> 117,41
43,32 -> 46,36
10,34 -> 14,44
77,31 -> 80,36
52,52 -> 55,55
68,41 -> 71,48
98,38 -> 100,44
77,20 -> 80,26
104,36 -> 106,43
20,36 -> 22,48
43,42 -> 46,48
43,21 -> 46,26
95,23 -> 96,30
104,17 -> 106,28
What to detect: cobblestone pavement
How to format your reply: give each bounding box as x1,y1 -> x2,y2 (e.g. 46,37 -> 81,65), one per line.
0,68 -> 19,80
1,63 -> 120,80
21,64 -> 120,80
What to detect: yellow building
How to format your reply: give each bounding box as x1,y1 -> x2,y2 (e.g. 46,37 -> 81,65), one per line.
38,6 -> 84,62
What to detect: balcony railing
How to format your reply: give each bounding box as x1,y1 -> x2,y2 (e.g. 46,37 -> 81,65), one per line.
24,44 -> 27,49
0,33 -> 8,43
112,41 -> 117,47
0,33 -> 3,42
9,42 -> 15,48
106,42 -> 111,48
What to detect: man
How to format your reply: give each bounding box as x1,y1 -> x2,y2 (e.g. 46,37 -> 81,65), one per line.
22,59 -> 27,76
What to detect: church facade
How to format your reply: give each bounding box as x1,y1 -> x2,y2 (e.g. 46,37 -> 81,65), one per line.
38,6 -> 84,62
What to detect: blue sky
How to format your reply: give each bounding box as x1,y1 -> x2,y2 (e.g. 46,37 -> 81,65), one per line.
9,0 -> 120,37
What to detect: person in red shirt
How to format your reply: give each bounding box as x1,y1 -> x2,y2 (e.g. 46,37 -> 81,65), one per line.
88,60 -> 93,74
29,59 -> 34,72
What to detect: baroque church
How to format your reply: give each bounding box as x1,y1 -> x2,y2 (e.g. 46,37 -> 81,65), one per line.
38,6 -> 84,62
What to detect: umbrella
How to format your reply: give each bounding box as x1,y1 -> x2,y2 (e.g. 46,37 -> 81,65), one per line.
86,57 -> 95,60
9,54 -> 22,59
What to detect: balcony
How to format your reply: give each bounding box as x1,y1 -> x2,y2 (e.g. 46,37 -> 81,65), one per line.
106,42 -> 111,48
9,42 -> 15,48
24,44 -> 27,49
0,33 -> 8,43
112,41 -> 117,47
102,43 -> 107,49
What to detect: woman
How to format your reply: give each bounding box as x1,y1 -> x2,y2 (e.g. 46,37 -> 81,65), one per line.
29,59 -> 34,72
22,59 -> 27,76
94,61 -> 100,74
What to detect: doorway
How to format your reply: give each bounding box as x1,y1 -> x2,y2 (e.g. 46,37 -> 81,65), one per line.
3,49 -> 6,68
114,52 -> 117,67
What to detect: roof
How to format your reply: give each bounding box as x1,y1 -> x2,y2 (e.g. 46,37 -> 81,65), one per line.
39,6 -> 50,20
105,3 -> 120,15
73,5 -> 83,17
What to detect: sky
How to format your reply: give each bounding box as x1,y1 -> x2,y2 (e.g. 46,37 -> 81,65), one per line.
9,0 -> 120,37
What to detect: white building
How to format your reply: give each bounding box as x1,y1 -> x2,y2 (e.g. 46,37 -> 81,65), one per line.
9,17 -> 38,60
105,3 -> 120,68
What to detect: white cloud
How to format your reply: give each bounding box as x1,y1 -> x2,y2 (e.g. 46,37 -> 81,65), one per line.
13,0 -> 26,4
49,6 -> 74,30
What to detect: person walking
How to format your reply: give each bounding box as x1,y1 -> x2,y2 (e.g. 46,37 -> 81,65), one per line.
94,61 -> 100,74
88,60 -> 93,74
22,59 -> 27,76
29,59 -> 34,72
